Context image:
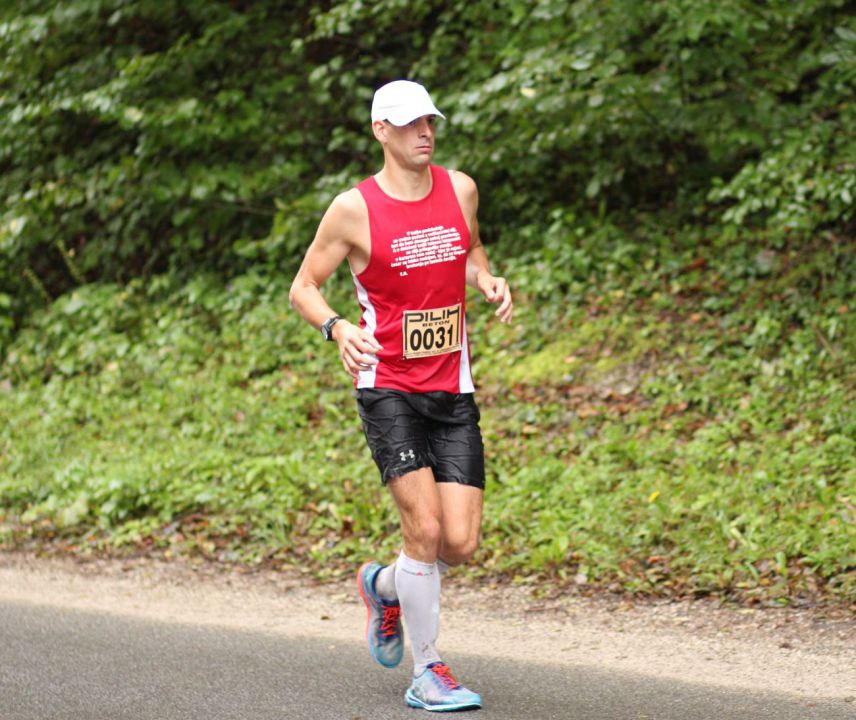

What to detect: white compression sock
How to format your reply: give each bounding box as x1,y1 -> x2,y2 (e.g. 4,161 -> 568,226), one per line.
394,550 -> 442,675
374,556 -> 448,602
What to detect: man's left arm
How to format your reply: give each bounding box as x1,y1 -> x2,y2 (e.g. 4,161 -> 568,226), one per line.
467,220 -> 513,323
452,171 -> 513,324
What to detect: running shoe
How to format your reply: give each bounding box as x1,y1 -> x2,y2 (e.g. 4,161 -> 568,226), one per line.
357,561 -> 404,669
405,662 -> 482,712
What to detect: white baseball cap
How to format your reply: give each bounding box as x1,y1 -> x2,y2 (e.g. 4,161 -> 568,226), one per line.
371,80 -> 445,126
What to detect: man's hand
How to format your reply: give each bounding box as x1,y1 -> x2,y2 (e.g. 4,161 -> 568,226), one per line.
332,320 -> 383,378
476,272 -> 513,323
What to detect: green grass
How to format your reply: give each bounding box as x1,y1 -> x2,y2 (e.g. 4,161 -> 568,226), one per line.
1,228 -> 854,605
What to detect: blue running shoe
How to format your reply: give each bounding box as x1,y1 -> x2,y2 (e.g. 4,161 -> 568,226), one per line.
357,561 -> 403,669
405,662 -> 482,712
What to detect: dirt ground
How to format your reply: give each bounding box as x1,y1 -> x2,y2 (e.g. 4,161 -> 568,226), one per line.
1,552 -> 853,704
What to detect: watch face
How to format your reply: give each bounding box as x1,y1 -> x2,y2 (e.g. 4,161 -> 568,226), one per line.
322,316 -> 339,340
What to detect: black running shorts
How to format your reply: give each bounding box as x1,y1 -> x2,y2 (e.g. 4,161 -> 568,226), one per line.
355,389 -> 486,489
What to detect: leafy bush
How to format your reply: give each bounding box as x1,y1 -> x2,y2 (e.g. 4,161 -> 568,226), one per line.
2,223 -> 853,602
2,0 -> 855,346
1,1 -> 853,602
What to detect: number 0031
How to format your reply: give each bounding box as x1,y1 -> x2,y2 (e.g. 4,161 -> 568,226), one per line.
402,303 -> 463,359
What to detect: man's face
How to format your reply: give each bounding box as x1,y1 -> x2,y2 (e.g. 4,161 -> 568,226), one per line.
376,115 -> 437,167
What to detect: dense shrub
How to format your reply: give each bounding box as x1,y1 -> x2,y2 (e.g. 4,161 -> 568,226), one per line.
1,1 -> 853,601
2,0 -> 855,350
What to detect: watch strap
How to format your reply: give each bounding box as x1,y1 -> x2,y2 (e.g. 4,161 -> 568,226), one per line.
321,315 -> 342,341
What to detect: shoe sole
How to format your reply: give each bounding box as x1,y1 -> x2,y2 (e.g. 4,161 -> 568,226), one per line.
357,561 -> 401,669
405,689 -> 482,712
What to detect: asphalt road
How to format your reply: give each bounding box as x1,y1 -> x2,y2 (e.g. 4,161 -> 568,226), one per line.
1,600 -> 852,720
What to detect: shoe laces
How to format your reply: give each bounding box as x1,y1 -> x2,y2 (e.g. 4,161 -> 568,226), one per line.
380,604 -> 401,637
429,663 -> 461,691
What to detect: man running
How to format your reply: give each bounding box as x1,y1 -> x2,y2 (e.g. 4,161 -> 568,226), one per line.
289,79 -> 512,712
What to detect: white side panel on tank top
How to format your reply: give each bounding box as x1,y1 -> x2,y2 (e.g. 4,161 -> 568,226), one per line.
458,319 -> 475,393
352,273 -> 378,389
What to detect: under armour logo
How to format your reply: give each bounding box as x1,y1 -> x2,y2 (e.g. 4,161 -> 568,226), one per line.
400,449 -> 416,463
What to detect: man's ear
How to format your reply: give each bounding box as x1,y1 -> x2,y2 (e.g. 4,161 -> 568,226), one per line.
372,120 -> 388,143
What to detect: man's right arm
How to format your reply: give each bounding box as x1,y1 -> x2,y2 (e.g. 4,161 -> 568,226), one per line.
288,190 -> 382,378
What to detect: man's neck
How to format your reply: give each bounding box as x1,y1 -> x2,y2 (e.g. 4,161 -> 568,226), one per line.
374,163 -> 433,201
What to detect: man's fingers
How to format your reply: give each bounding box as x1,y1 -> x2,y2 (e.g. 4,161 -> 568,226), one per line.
500,288 -> 512,312
348,326 -> 381,353
354,338 -> 381,360
479,275 -> 513,322
494,285 -> 513,323
334,322 -> 382,377
342,356 -> 372,378
340,351 -> 359,378
361,335 -> 383,353
495,300 -> 513,323
345,347 -> 377,367
340,337 -> 379,378
492,278 -> 510,303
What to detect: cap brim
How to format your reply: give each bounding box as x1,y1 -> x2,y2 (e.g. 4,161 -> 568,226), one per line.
383,106 -> 446,126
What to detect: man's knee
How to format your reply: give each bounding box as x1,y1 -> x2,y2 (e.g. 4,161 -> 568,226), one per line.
418,516 -> 443,548
441,532 -> 480,566
402,513 -> 443,559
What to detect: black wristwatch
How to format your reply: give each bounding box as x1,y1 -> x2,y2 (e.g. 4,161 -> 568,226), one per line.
320,315 -> 342,341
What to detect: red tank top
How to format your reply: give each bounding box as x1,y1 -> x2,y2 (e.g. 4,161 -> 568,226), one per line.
353,165 -> 474,393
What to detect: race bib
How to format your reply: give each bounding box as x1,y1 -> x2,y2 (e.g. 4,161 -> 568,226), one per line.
402,303 -> 463,359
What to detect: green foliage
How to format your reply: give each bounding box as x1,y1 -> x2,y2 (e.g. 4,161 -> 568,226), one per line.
2,0 -> 855,346
710,21 -> 856,235
0,270 -> 394,564
1,224 -> 854,602
1,1 -> 854,602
